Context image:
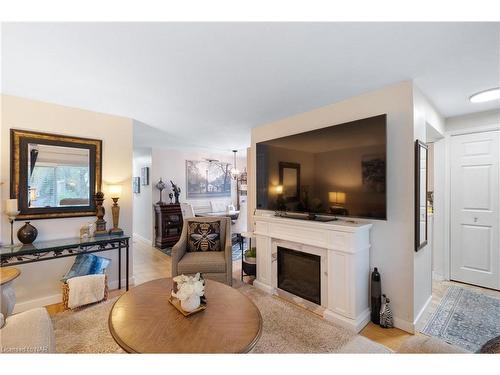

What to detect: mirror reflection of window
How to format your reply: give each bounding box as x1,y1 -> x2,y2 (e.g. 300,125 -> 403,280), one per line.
28,144 -> 90,208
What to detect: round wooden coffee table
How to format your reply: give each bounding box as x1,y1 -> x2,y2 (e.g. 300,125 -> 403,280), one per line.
109,278 -> 262,353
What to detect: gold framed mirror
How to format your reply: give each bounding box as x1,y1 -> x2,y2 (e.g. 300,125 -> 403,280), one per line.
10,129 -> 102,220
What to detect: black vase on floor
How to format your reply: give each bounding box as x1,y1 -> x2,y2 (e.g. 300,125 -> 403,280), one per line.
17,221 -> 38,244
370,267 -> 382,325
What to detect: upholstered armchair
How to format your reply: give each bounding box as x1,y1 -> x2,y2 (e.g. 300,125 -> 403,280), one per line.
172,217 -> 233,286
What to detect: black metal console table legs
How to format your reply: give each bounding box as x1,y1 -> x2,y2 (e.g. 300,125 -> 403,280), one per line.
0,235 -> 130,291
118,238 -> 130,291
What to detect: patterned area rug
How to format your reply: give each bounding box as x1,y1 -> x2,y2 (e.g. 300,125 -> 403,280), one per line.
52,281 -> 389,353
421,286 -> 500,352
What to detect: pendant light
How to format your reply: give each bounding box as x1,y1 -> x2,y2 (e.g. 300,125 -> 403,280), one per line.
230,150 -> 240,180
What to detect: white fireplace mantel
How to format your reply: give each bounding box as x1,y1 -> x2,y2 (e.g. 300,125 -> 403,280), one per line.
253,213 -> 373,332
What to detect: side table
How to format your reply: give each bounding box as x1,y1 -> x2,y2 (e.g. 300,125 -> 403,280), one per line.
1,267 -> 20,317
240,232 -> 256,280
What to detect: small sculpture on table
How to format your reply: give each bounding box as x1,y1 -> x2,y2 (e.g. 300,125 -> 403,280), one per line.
94,191 -> 108,237
168,192 -> 173,204
156,179 -> 167,205
170,180 -> 181,204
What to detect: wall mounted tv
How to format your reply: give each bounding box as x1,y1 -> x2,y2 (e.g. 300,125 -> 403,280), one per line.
256,114 -> 387,220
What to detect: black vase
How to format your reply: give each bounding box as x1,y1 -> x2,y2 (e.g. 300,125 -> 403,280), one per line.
370,267 -> 382,325
17,221 -> 38,244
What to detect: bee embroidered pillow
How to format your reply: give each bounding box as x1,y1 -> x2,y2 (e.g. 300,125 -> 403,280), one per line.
187,221 -> 221,252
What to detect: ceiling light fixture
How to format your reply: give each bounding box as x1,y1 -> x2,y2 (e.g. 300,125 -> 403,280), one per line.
469,87 -> 500,103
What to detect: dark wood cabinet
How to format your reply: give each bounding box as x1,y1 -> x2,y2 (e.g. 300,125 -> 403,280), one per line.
154,203 -> 183,249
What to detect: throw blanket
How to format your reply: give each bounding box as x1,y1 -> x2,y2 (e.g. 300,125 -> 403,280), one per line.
67,274 -> 106,309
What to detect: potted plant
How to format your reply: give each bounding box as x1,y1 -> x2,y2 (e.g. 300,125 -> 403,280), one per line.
242,247 -> 256,276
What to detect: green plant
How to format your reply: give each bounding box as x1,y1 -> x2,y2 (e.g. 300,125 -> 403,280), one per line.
244,247 -> 256,258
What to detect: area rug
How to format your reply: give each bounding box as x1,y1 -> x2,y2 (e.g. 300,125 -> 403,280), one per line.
52,282 -> 389,354
421,286 -> 500,352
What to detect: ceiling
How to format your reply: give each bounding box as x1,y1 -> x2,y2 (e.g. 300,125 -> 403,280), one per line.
2,22 -> 499,150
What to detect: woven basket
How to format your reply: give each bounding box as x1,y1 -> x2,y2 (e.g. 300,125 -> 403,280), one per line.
62,274 -> 109,310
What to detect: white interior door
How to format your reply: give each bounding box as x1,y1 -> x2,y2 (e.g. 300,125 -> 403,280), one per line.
450,130 -> 499,290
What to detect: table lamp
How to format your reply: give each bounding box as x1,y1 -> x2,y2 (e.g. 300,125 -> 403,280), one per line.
5,199 -> 20,246
275,185 -> 286,210
329,191 -> 346,208
108,185 -> 124,236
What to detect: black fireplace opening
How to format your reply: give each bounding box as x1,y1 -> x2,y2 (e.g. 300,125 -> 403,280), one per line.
277,246 -> 321,305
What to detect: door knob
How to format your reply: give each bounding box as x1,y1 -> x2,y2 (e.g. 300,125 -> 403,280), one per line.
474,217 -> 479,223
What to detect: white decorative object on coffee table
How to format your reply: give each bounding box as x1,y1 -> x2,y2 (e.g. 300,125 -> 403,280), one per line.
171,273 -> 205,313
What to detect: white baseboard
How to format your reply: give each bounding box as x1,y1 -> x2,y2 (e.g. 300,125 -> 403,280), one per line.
253,279 -> 275,294
133,233 -> 153,246
324,308 -> 371,333
108,276 -> 136,290
13,293 -> 63,314
393,317 -> 415,334
413,294 -> 432,329
12,276 -> 135,314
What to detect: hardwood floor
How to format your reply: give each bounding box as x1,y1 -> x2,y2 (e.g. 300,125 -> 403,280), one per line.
133,239 -> 172,285
360,323 -> 411,351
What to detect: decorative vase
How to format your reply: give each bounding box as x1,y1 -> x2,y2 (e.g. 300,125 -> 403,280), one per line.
370,267 -> 382,324
180,294 -> 201,312
17,221 -> 38,244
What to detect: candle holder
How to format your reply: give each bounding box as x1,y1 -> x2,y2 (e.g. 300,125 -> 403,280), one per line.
6,211 -> 20,246
108,185 -> 124,236
94,191 -> 108,237
4,199 -> 20,247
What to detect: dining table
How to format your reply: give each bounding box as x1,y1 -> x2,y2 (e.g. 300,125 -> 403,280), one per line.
196,210 -> 240,221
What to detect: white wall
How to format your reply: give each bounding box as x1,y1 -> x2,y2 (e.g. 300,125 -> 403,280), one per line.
412,86 -> 445,324
1,95 -> 134,312
446,108 -> 500,133
150,148 -> 246,213
133,148 -> 153,244
250,81 -> 417,331
432,138 -> 446,280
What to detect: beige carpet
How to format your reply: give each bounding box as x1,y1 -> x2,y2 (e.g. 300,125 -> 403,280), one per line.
52,283 -> 390,354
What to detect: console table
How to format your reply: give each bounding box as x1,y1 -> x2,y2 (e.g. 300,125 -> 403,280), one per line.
0,235 -> 130,291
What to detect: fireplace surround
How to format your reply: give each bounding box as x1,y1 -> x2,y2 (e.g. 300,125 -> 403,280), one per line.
253,213 -> 372,332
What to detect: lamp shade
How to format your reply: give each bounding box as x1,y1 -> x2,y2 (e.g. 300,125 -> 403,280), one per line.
329,191 -> 346,205
275,185 -> 283,194
5,199 -> 18,214
108,184 -> 122,198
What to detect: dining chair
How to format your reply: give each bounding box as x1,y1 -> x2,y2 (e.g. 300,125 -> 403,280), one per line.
180,203 -> 195,219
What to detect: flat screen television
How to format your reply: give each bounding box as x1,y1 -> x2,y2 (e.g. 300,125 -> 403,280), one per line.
256,114 -> 387,220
